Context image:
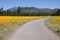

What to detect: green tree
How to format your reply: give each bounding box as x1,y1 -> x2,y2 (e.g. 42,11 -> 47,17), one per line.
0,7 -> 3,15
57,9 -> 60,16
17,6 -> 21,15
52,9 -> 60,16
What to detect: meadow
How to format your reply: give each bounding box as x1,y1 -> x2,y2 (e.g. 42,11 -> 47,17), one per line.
0,16 -> 44,40
45,16 -> 60,35
0,16 -> 60,40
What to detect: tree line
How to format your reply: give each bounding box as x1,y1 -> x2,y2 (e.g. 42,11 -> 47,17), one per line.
0,7 -> 60,16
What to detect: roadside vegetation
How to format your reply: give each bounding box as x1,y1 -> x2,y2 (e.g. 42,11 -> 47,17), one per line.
0,16 -> 44,40
0,6 -> 60,40
45,16 -> 60,35
0,20 -> 27,40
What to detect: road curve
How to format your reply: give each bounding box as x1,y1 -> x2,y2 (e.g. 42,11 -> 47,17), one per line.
6,17 -> 60,40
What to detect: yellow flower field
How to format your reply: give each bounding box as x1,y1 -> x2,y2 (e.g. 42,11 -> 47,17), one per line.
50,16 -> 60,22
0,16 -> 44,24
0,16 -> 44,40
45,16 -> 60,35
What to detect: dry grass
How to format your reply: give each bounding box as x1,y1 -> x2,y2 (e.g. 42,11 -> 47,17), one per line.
45,16 -> 60,35
0,16 -> 44,40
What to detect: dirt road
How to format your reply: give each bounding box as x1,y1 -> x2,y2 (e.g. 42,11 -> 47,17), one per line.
6,17 -> 60,40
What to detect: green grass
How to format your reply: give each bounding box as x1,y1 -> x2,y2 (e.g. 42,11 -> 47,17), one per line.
45,18 -> 60,35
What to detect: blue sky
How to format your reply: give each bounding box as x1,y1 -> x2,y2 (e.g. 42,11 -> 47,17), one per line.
0,0 -> 60,10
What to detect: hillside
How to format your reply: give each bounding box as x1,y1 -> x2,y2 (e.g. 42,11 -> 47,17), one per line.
8,7 -> 58,14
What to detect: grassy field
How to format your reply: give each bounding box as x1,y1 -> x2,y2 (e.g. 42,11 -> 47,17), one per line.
0,16 -> 44,24
45,16 -> 60,35
0,16 -> 44,40
1,16 -> 60,40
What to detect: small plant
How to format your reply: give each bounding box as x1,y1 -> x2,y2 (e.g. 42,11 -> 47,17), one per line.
45,17 -> 60,35
56,29 -> 60,35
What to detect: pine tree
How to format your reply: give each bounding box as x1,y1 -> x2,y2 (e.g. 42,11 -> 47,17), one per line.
17,6 -> 21,15
57,9 -> 60,16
